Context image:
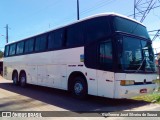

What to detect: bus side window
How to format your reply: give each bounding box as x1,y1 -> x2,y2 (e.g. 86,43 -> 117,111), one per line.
16,41 -> 24,54
35,34 -> 47,52
99,40 -> 113,70
9,44 -> 16,56
24,38 -> 34,53
48,29 -> 64,50
4,45 -> 9,57
48,32 -> 54,50
66,23 -> 84,47
85,17 -> 111,44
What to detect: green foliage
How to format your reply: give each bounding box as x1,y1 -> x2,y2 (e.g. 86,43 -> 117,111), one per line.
133,92 -> 160,104
0,50 -> 3,58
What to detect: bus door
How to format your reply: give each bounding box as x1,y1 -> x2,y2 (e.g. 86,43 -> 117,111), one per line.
97,40 -> 115,98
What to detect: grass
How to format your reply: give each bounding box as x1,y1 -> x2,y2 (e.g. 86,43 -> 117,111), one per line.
133,92 -> 160,104
133,79 -> 160,104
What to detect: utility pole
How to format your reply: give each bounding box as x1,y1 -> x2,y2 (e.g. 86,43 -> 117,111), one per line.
134,0 -> 136,19
77,0 -> 80,20
4,24 -> 9,43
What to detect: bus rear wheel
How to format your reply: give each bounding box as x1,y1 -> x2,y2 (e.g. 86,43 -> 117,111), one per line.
71,76 -> 87,99
19,72 -> 27,87
12,72 -> 19,85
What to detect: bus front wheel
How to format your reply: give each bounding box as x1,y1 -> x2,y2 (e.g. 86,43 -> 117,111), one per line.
71,76 -> 87,99
19,72 -> 27,87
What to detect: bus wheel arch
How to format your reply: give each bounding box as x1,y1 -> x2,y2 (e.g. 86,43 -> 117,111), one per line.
12,70 -> 19,85
19,70 -> 27,87
68,72 -> 88,99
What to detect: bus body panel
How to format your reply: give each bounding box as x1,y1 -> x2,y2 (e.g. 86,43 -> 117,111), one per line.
125,73 -> 157,83
27,65 -> 37,85
97,71 -> 115,98
114,83 -> 156,98
3,47 -> 84,88
85,68 -> 97,96
114,73 -> 157,98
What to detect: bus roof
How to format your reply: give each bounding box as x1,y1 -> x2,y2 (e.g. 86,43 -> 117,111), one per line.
6,13 -> 145,45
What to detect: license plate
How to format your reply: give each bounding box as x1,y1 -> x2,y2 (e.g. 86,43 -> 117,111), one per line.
140,89 -> 147,93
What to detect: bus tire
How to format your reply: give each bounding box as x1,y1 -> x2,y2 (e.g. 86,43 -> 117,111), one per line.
71,76 -> 87,99
12,71 -> 19,85
19,72 -> 27,87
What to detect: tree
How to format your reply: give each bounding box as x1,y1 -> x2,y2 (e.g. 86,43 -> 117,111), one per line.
0,50 -> 3,58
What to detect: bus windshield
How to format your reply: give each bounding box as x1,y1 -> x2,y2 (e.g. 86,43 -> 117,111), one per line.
117,36 -> 156,72
113,17 -> 150,39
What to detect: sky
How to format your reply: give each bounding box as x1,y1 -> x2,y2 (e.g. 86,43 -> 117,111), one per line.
0,0 -> 160,53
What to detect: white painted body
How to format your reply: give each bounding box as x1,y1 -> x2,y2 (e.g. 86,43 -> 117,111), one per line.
3,46 -> 157,99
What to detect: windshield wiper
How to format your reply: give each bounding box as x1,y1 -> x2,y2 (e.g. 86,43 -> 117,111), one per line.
134,57 -> 146,73
135,56 -> 155,73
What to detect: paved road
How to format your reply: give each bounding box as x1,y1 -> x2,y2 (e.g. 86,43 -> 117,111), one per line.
0,76 -> 160,120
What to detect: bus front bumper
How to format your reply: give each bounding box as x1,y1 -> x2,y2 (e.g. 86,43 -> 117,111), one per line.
114,84 -> 156,99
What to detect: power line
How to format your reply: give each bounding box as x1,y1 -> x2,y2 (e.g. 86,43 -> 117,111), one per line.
14,0 -> 116,34
79,0 -> 108,14
132,0 -> 160,22
140,0 -> 155,22
4,1 -> 61,42
130,5 -> 160,17
152,30 -> 160,41
51,0 -> 116,27
24,0 -> 60,20
81,0 -> 115,16
148,29 -> 160,32
148,29 -> 160,41
130,0 -> 160,43
11,0 -> 160,44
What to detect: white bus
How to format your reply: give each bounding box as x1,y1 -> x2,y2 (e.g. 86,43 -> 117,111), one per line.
3,13 -> 157,99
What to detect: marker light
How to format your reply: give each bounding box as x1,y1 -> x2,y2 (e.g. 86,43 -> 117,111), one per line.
120,80 -> 135,86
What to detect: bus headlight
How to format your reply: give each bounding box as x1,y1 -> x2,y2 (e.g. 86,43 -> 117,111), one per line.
120,80 -> 135,86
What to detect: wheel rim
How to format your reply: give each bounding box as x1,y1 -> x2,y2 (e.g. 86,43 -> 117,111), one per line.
74,82 -> 83,95
20,76 -> 26,86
